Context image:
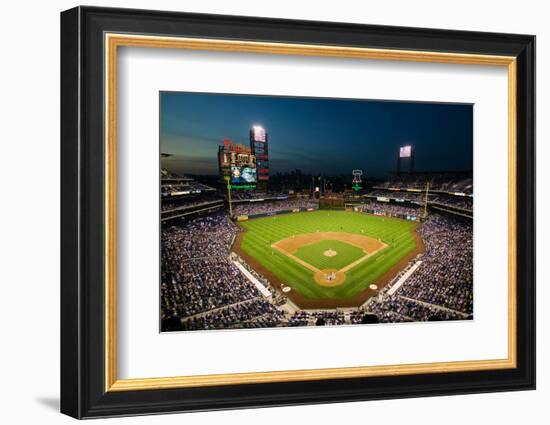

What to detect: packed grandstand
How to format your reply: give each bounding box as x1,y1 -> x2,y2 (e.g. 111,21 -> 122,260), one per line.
160,170 -> 473,331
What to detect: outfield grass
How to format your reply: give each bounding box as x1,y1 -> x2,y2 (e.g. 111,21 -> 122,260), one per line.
294,239 -> 365,270
238,210 -> 418,299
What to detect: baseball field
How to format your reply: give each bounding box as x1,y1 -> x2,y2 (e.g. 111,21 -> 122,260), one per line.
235,210 -> 422,304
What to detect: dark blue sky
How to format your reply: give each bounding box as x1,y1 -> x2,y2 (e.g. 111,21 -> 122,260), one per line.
160,92 -> 472,178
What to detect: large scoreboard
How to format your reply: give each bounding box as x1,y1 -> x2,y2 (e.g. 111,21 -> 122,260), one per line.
218,139 -> 257,189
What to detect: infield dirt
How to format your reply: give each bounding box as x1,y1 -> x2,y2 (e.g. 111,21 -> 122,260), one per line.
271,232 -> 387,287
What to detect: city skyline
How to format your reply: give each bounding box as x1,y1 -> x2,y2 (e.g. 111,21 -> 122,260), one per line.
160,91 -> 473,178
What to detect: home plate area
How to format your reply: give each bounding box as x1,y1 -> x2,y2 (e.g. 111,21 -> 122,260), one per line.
314,269 -> 346,287
271,232 -> 387,287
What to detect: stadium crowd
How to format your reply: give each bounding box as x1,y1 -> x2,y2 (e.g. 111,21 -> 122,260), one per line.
161,213 -> 236,260
353,200 -> 423,217
181,298 -> 285,330
229,191 -> 285,201
161,257 -> 259,318
366,189 -> 428,202
161,213 -> 286,329
288,310 -> 345,326
161,198 -> 223,212
161,180 -> 214,197
232,199 -> 318,216
161,199 -> 473,331
366,295 -> 465,322
373,175 -> 473,195
394,214 -> 473,314
349,308 -> 407,324
431,196 -> 473,210
357,212 -> 473,322
364,189 -> 473,212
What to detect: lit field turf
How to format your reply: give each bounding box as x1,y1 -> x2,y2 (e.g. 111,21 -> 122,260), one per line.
294,239 -> 365,270
237,210 -> 419,299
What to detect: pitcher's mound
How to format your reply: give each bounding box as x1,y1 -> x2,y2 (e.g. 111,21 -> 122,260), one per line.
323,249 -> 337,257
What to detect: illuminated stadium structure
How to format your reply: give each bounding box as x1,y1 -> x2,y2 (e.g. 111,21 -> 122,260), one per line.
160,137 -> 474,332
250,125 -> 269,190
396,144 -> 415,175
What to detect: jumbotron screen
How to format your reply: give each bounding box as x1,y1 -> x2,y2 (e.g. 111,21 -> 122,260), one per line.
252,125 -> 266,142
399,145 -> 412,158
231,166 -> 257,184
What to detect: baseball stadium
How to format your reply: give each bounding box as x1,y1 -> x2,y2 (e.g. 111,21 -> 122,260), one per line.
160,93 -> 473,332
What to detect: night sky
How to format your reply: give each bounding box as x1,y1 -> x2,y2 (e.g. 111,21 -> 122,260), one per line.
160,92 -> 473,178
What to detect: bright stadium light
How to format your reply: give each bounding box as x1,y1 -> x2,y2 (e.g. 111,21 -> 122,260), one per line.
399,145 -> 412,158
252,125 -> 266,142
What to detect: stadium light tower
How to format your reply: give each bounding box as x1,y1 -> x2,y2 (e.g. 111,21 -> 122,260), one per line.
423,181 -> 430,219
396,145 -> 415,176
250,125 -> 269,190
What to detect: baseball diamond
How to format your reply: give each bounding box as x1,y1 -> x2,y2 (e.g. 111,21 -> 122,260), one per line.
234,210 -> 423,307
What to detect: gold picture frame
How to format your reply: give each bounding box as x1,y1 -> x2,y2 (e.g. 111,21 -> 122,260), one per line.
104,34 -> 517,392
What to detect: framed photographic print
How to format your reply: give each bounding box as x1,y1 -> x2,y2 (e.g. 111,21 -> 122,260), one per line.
60,6 -> 535,419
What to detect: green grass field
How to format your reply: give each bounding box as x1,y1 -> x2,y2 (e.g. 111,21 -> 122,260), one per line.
238,210 -> 419,299
294,239 -> 365,270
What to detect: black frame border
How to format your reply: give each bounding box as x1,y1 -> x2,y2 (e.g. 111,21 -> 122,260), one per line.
60,6 -> 535,419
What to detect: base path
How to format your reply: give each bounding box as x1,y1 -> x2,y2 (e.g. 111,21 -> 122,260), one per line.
272,232 -> 387,286
273,232 -> 386,255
